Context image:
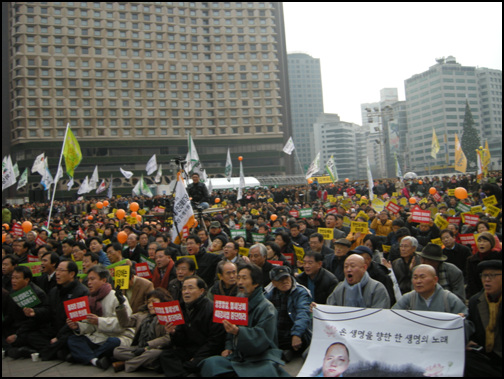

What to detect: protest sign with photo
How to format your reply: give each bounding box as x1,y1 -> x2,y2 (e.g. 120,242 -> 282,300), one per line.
298,305 -> 464,377
213,295 -> 248,326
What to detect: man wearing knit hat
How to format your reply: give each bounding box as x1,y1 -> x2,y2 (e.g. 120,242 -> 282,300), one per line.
416,243 -> 465,302
465,260 -> 502,376
466,232 -> 502,299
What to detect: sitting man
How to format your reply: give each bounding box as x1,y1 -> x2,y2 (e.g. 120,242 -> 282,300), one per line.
186,235 -> 221,288
297,251 -> 338,304
152,247 -> 177,289
265,266 -> 312,363
66,265 -> 134,370
159,275 -> 226,377
465,260 -> 502,377
122,266 -> 154,314
393,264 -> 467,315
323,238 -> 352,282
208,261 -> 238,300
308,233 -> 334,258
248,243 -> 274,288
168,257 -> 196,302
200,264 -> 289,377
325,254 -> 390,309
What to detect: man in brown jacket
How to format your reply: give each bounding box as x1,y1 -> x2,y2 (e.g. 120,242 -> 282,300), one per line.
124,267 -> 154,314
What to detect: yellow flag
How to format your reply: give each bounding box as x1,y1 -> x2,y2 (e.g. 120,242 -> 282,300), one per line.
482,140 -> 491,174
431,128 -> 440,159
63,126 -> 82,178
454,133 -> 467,173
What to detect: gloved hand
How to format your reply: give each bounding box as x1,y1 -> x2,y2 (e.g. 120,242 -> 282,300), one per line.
133,347 -> 145,356
115,285 -> 126,305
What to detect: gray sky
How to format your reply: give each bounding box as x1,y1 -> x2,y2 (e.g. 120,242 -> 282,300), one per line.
283,2 -> 503,125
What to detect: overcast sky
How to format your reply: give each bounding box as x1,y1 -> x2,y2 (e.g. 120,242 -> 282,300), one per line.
283,2 -> 503,125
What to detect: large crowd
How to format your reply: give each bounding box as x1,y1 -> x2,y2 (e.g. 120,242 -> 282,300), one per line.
2,172 -> 502,377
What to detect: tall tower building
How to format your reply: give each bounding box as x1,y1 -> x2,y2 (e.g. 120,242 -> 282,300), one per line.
287,53 -> 324,174
4,2 -> 292,200
404,56 -> 482,175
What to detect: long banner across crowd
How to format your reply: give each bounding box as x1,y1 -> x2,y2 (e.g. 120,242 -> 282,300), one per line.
298,305 -> 465,377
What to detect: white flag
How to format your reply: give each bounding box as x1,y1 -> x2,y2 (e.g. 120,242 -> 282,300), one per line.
120,167 -> 133,179
89,166 -> 99,190
132,178 -> 142,196
225,148 -> 233,182
54,164 -> 63,184
283,137 -> 295,155
325,155 -> 339,182
31,153 -> 46,175
171,172 -> 197,244
186,133 -> 206,180
146,154 -> 158,175
141,175 -> 153,197
107,174 -> 113,199
67,177 -> 74,191
13,163 -> 20,178
237,159 -> 245,201
154,164 -> 162,183
96,179 -> 106,194
367,157 -> 374,201
2,155 -> 16,191
305,152 -> 321,179
40,158 -> 54,190
77,176 -> 90,195
208,179 -> 213,194
16,168 -> 28,190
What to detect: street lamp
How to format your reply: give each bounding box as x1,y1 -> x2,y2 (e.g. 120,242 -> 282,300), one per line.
365,105 -> 394,178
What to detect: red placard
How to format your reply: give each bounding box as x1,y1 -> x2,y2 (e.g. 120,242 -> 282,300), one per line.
182,226 -> 189,238
135,262 -> 152,279
153,301 -> 185,326
267,260 -> 283,266
463,214 -> 480,227
27,255 -> 39,263
327,207 -> 338,215
433,192 -> 442,202
283,253 -> 294,266
64,296 -> 91,322
411,210 -> 432,224
35,236 -> 46,246
213,295 -> 248,326
386,202 -> 401,214
459,233 -> 476,246
289,209 -> 299,218
446,217 -> 461,225
11,223 -> 23,237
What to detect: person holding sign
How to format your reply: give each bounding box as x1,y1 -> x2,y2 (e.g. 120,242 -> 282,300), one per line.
200,264 -> 289,377
112,288 -> 172,373
66,265 -> 134,370
159,276 -> 226,377
5,266 -> 50,359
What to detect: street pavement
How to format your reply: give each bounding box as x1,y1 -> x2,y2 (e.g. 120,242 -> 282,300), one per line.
2,354 -> 304,377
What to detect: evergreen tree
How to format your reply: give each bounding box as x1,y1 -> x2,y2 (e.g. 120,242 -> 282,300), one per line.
460,100 -> 481,168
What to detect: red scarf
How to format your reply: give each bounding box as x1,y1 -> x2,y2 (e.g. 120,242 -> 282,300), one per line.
88,283 -> 112,317
152,260 -> 175,289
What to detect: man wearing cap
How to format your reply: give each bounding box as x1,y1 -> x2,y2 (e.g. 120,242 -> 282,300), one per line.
392,236 -> 422,295
393,264 -> 467,315
350,246 -> 396,305
323,238 -> 352,282
297,251 -> 338,304
264,266 -> 312,363
325,254 -> 390,309
208,221 -> 229,244
416,243 -> 466,302
465,260 -> 502,377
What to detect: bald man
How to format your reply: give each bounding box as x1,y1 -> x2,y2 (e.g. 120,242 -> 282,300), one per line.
393,264 -> 467,315
325,255 -> 390,309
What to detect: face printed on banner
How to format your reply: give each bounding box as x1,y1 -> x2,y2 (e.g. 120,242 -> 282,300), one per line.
322,343 -> 350,377
344,255 -> 367,286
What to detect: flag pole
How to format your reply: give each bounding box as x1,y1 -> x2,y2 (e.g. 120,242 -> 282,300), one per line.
293,149 -> 305,176
47,122 -> 70,228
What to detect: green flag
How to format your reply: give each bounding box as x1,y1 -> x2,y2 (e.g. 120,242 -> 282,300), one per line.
325,155 -> 338,182
63,126 -> 82,178
16,168 -> 28,190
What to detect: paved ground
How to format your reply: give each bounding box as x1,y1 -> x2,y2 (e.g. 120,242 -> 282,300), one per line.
2,354 -> 304,377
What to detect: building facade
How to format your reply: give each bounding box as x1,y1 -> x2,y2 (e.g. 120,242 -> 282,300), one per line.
4,2 -> 293,200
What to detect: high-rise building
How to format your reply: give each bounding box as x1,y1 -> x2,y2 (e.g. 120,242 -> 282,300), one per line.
287,53 -> 324,174
404,56 -> 483,175
3,2 -> 292,200
477,68 -> 502,170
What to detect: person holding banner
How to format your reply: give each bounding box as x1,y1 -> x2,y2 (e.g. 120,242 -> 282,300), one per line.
465,260 -> 502,377
200,264 -> 289,377
112,288 -> 172,373
66,265 -> 134,370
159,276 -> 226,377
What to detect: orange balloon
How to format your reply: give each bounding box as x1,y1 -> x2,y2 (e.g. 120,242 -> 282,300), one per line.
136,214 -> 142,223
215,198 -> 221,204
345,178 -> 349,183
96,202 -> 103,209
3,223 -> 9,230
361,196 -> 367,200
116,209 -> 126,220
454,187 -> 468,200
131,211 -> 138,218
307,179 -> 313,184
270,214 -> 278,221
238,156 -> 243,161
103,200 -> 109,207
418,180 -> 423,185
117,231 -> 128,244
130,202 -> 139,212
2,233 -> 5,243
429,187 -> 437,195
87,215 -> 93,220
22,221 -> 32,233
409,197 -> 417,204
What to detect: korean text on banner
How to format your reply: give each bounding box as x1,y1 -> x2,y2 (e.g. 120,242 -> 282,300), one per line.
153,301 -> 185,326
213,295 -> 248,326
64,296 -> 91,322
298,305 -> 465,377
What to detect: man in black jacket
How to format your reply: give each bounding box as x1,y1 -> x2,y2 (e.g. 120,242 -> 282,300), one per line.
186,235 -> 220,288
35,252 -> 59,294
440,229 -> 471,282
187,173 -> 209,208
159,275 -> 226,377
297,252 -> 338,304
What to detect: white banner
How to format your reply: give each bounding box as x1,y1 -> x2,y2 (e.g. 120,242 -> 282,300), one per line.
298,305 -> 465,377
146,154 -> 158,175
283,136 -> 295,155
2,155 -> 16,191
120,167 -> 133,179
31,153 -> 46,175
225,148 -> 232,182
171,172 -> 197,244
305,152 -> 320,179
367,157 -> 374,202
89,165 -> 99,190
